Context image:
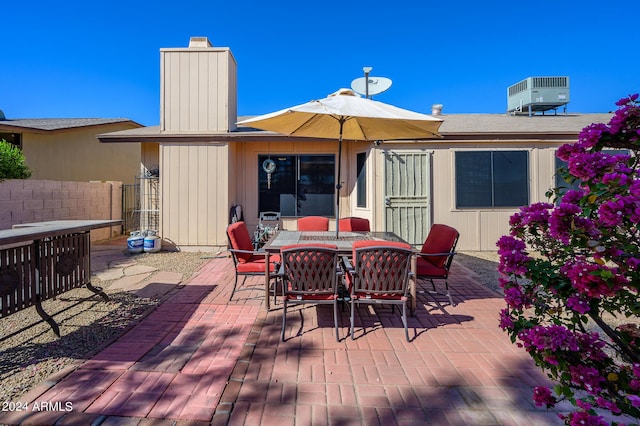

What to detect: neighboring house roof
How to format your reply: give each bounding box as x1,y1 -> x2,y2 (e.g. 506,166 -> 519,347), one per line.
0,118 -> 141,133
97,113 -> 614,143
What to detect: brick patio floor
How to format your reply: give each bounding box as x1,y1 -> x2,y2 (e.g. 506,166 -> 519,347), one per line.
1,247 -> 579,425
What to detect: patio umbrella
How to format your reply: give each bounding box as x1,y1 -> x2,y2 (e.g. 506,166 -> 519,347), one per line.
237,88 -> 444,236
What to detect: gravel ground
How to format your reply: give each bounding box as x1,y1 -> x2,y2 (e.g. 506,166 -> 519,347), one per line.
0,248 -> 499,403
457,251 -> 502,294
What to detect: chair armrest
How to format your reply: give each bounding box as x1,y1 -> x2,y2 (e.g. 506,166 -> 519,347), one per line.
416,251 -> 457,258
229,248 -> 264,256
340,255 -> 354,274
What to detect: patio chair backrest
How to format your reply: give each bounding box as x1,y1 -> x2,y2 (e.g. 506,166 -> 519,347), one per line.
351,240 -> 413,295
259,211 -> 281,223
297,216 -> 329,231
338,217 -> 370,232
420,224 -> 459,269
280,244 -> 339,296
227,221 -> 254,263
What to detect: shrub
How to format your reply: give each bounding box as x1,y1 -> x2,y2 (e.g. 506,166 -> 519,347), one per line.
497,95 -> 640,424
0,139 -> 31,180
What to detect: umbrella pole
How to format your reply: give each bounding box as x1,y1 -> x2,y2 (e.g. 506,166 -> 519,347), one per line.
335,119 -> 344,238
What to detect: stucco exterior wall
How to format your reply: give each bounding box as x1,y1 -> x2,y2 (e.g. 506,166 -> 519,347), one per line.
0,179 -> 122,241
22,122 -> 141,185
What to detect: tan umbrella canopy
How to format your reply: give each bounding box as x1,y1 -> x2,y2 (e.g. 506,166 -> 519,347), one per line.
237,88 -> 444,236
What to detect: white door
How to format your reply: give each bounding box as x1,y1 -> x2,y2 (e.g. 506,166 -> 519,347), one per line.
383,150 -> 432,246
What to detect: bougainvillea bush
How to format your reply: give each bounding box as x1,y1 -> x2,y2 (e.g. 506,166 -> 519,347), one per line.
497,95 -> 640,425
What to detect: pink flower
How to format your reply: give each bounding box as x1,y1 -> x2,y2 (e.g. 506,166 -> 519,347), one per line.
615,94 -> 639,106
628,394 -> 640,408
532,386 -> 557,407
569,364 -> 605,393
566,296 -> 591,314
575,332 -> 608,361
504,286 -> 526,309
498,308 -> 514,330
496,236 -> 530,275
561,260 -> 627,298
518,324 -> 579,352
549,203 -> 581,244
598,195 -> 640,227
577,122 -> 610,149
564,411 -> 608,426
595,397 -> 621,414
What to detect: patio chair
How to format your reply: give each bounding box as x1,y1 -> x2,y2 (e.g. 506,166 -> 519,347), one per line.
415,224 -> 460,306
227,221 -> 280,303
279,244 -> 341,341
338,217 -> 370,232
297,216 -> 329,231
343,240 -> 414,341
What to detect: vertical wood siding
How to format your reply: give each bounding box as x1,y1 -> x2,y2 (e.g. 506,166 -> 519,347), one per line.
160,143 -> 229,249
161,47 -> 237,133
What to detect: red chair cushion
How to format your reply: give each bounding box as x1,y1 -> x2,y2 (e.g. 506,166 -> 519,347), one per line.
227,221 -> 255,263
338,217 -> 370,232
420,224 -> 458,268
416,256 -> 446,278
297,216 -> 329,231
235,254 -> 281,273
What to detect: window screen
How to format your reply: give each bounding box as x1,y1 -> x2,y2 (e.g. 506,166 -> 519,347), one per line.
456,151 -> 529,208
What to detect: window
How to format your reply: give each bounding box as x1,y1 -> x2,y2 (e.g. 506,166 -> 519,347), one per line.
0,132 -> 21,149
554,149 -> 630,201
455,151 -> 529,208
356,152 -> 367,208
258,154 -> 335,217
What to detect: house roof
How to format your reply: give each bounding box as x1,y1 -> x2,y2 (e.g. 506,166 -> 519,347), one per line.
97,113 -> 615,143
0,118 -> 141,133
437,113 -> 613,135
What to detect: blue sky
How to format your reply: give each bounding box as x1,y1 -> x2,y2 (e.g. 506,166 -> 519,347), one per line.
3,1 -> 638,127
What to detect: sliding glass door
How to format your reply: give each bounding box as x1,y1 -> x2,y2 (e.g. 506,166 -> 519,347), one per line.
258,154 -> 335,217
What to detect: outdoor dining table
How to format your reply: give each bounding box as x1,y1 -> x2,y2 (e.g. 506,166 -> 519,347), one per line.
261,230 -> 417,312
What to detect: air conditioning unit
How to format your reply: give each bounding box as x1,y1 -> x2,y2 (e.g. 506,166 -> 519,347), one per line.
507,76 -> 570,115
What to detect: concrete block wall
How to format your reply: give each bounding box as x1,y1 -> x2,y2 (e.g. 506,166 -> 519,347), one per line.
0,180 -> 123,241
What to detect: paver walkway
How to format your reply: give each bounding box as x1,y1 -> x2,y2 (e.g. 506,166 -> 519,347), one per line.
1,245 -> 613,425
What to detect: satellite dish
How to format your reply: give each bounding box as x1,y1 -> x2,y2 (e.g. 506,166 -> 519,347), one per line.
351,77 -> 392,97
